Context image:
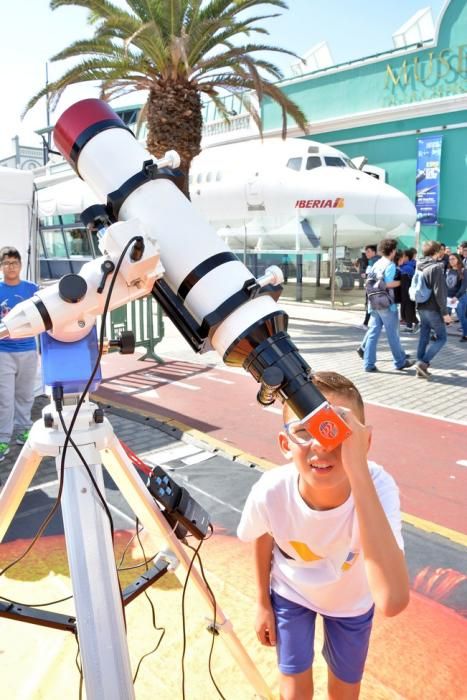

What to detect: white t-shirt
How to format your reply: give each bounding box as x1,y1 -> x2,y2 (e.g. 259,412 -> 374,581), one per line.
237,461 -> 404,617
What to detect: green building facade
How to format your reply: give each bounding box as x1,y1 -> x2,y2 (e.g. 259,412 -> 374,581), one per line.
262,0 -> 467,247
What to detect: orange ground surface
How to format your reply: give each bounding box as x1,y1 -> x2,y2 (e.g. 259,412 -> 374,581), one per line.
1,528 -> 466,699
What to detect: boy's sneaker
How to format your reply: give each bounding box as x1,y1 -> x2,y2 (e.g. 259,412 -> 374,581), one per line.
0,443 -> 10,461
15,430 -> 30,445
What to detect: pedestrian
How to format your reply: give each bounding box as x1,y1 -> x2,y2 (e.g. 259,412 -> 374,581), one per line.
445,253 -> 466,318
362,239 -> 413,372
456,242 -> 467,342
399,248 -> 418,332
414,240 -> 452,378
353,251 -> 368,290
237,371 -> 409,700
438,243 -> 449,272
360,245 -> 380,328
0,246 -> 39,461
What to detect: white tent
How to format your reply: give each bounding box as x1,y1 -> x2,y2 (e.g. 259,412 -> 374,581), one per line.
36,175 -> 100,218
0,167 -> 37,282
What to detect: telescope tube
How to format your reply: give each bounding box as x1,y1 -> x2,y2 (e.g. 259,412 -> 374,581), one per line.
54,99 -> 350,450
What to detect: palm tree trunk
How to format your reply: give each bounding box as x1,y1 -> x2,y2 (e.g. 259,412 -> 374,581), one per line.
146,80 -> 202,195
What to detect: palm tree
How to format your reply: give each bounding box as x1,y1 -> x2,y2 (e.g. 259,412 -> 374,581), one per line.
26,0 -> 308,179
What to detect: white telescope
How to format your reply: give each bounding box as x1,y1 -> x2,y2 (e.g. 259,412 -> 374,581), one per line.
3,99 -> 350,449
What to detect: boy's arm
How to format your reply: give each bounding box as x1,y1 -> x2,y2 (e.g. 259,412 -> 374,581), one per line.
253,533 -> 276,646
339,410 -> 410,617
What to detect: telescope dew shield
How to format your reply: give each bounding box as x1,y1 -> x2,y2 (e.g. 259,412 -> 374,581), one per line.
53,99 -> 350,449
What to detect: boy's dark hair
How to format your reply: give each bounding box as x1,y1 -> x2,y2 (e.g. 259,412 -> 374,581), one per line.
0,246 -> 21,262
284,371 -> 365,424
364,244 -> 377,254
377,238 -> 398,256
394,249 -> 403,265
422,240 -> 441,257
406,248 -> 416,260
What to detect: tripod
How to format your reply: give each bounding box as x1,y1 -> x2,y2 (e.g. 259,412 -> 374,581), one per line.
0,393 -> 273,699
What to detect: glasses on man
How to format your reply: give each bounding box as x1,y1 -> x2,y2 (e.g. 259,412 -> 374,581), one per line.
284,420 -> 315,447
1,261 -> 20,268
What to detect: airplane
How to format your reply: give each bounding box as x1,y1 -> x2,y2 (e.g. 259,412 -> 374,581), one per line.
34,137 -> 416,256
188,138 -> 416,252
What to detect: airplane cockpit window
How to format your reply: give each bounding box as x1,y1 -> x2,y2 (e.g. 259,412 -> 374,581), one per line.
286,157 -> 303,171
344,158 -> 357,169
324,156 -> 346,167
306,156 -> 322,170
206,172 -> 213,182
196,173 -> 203,183
216,171 -> 222,181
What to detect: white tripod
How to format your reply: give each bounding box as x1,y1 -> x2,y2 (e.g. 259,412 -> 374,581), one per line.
0,394 -> 273,700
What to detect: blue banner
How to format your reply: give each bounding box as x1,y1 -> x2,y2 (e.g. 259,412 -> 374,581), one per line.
415,135 -> 442,225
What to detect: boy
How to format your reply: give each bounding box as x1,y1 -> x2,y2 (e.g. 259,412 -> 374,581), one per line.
237,372 -> 409,699
0,246 -> 39,461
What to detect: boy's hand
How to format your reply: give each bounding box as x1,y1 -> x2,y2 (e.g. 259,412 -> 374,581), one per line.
336,407 -> 372,476
255,601 -> 276,646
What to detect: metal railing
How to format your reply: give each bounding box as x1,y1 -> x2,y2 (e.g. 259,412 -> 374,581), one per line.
102,295 -> 165,363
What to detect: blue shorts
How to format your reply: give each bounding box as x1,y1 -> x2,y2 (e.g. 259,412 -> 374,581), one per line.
271,590 -> 375,684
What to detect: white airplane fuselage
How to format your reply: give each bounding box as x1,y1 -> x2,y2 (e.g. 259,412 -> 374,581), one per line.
189,138 -> 416,251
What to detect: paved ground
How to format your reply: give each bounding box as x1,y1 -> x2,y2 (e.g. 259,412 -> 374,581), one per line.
153,300 -> 467,422
0,300 -> 466,699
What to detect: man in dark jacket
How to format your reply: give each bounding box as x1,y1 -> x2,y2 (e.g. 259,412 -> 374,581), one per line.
415,240 -> 451,378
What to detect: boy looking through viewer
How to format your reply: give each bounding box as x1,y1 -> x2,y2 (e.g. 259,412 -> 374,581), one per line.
237,372 -> 409,699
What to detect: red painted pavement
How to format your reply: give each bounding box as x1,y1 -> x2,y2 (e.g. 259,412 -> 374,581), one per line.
96,354 -> 467,534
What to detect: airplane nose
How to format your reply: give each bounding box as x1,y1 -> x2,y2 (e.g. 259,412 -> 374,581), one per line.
374,185 -> 417,234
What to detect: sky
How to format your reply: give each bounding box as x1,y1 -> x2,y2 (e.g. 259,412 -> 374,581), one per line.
0,0 -> 447,158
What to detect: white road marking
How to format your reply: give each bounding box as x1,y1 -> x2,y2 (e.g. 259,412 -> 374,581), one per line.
456,460 -> 467,468
182,451 -> 215,465
263,406 -> 282,415
171,381 -> 200,391
203,375 -> 235,385
138,389 -> 160,399
366,401 -> 467,426
179,480 -> 242,514
141,444 -> 201,463
111,385 -> 140,394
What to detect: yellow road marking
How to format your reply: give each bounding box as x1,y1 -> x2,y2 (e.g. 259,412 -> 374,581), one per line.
91,395 -> 467,547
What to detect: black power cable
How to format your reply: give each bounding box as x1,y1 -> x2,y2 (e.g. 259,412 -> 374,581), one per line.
0,238 -> 139,609
180,527 -> 227,700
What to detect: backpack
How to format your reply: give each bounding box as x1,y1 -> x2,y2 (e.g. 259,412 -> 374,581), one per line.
365,268 -> 392,310
409,269 -> 432,303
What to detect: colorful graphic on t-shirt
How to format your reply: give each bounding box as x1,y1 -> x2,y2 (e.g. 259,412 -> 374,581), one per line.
289,541 -> 323,562
342,550 -> 359,571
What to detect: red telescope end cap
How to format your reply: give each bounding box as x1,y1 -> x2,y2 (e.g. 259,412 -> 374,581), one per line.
53,98 -> 131,171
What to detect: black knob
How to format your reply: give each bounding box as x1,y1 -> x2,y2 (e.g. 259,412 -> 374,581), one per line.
58,274 -> 88,304
109,330 -> 135,355
257,366 -> 284,406
44,413 -> 54,428
93,408 -> 105,424
97,259 -> 115,294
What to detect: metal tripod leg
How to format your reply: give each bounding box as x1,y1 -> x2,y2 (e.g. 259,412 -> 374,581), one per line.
0,441 -> 42,542
102,434 -> 273,700
0,407 -> 135,700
